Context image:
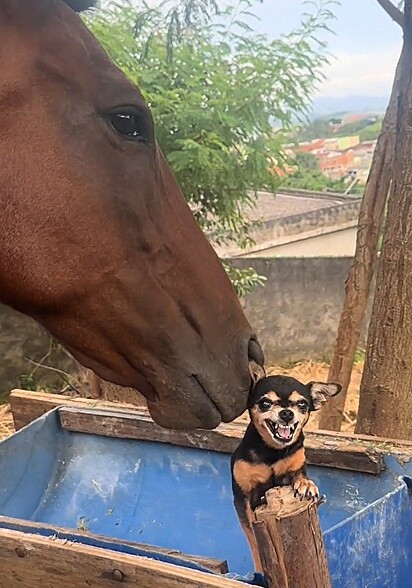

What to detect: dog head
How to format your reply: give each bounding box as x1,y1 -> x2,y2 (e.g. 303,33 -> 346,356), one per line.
248,375 -> 342,448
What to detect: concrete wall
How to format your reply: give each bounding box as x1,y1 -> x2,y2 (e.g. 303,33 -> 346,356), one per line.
244,226 -> 358,258
233,257 -> 373,364
217,198 -> 362,258
0,256 -> 373,394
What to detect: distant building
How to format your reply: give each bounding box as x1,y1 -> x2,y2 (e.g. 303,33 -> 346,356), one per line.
281,131 -> 376,185
319,150 -> 354,180
298,138 -> 325,153
350,140 -> 377,183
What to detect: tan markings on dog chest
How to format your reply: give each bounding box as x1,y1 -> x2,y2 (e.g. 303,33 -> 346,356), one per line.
233,460 -> 272,494
272,447 -> 306,477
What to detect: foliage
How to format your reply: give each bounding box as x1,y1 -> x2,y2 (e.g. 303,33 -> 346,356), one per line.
86,1 -> 333,238
297,115 -> 382,142
297,118 -> 335,141
294,152 -> 319,171
334,117 -> 378,137
18,374 -> 36,392
359,120 -> 382,142
281,150 -> 348,192
281,167 -> 347,192
353,349 -> 365,364
86,0 -> 334,293
222,262 -> 267,298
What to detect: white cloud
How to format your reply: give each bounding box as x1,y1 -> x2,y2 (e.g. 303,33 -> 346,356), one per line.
316,46 -> 401,97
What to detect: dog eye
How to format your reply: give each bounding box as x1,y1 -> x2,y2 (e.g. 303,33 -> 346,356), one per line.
258,398 -> 272,412
297,400 -> 309,410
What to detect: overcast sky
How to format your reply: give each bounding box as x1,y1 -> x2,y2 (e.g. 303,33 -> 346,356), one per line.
250,0 -> 402,98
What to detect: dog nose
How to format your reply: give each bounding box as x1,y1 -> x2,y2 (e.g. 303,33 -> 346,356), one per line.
279,409 -> 294,423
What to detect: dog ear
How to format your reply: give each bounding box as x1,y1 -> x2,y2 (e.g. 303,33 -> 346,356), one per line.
307,382 -> 342,410
249,361 -> 266,385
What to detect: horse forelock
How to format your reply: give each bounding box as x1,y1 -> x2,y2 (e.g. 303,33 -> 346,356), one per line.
63,0 -> 97,12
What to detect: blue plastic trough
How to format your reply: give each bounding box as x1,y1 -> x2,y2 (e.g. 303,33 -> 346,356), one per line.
0,407 -> 411,587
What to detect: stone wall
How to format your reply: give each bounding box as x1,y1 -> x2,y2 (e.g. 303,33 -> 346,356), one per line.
216,196 -> 362,257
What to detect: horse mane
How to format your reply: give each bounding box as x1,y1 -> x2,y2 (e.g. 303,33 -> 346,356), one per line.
63,0 -> 97,12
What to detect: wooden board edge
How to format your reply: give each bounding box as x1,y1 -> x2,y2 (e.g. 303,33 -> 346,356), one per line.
307,428 -> 412,447
12,389 -> 410,474
11,389 -> 412,448
9,389 -> 148,431
0,527 -> 240,588
57,405 -> 385,474
0,516 -> 227,575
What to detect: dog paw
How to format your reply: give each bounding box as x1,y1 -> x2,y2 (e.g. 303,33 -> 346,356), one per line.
293,477 -> 319,500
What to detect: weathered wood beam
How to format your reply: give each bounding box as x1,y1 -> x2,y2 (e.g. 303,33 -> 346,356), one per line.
0,528 -> 240,588
0,516 -> 227,575
253,487 -> 331,588
9,390 -> 387,474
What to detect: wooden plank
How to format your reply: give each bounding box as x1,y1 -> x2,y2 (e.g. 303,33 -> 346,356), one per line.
58,406 -> 239,453
309,427 -> 412,447
9,390 -> 148,432
0,527 -> 240,588
58,406 -> 384,474
11,388 -> 412,449
304,437 -> 384,475
10,390 -> 389,474
0,516 -> 227,575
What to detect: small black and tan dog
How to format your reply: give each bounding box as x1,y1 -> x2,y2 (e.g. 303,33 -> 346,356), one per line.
231,374 -> 341,572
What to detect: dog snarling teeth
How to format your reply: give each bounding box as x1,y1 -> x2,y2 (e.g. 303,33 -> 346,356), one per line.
265,420 -> 298,442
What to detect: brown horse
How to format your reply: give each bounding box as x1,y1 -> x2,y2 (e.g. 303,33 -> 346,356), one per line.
0,0 -> 263,429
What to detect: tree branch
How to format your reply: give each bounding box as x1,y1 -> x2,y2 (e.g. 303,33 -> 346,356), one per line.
376,0 -> 404,26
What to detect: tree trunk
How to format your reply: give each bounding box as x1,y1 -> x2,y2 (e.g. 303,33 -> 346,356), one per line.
356,15 -> 412,438
317,61 -> 400,431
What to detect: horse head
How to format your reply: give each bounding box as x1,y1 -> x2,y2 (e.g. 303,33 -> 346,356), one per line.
0,0 -> 264,429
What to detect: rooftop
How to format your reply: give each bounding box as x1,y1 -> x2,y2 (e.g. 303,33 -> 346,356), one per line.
245,190 -> 349,223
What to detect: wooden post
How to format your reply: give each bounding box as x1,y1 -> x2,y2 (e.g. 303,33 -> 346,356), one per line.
88,371 -> 102,399
252,487 -> 331,588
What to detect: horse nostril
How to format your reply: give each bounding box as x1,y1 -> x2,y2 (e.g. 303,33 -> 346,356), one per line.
248,337 -> 264,367
279,409 -> 294,423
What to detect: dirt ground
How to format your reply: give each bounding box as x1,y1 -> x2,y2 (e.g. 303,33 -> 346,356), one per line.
0,360 -> 363,440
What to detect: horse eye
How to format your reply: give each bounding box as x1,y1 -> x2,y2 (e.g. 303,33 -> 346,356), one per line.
107,107 -> 151,143
258,398 -> 272,412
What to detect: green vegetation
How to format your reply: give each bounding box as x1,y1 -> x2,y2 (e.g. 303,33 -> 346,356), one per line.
85,0 -> 334,293
297,115 -> 382,142
281,168 -> 347,192
359,120 -> 382,141
334,117 -> 378,137
353,349 -> 365,364
297,118 -> 334,141
281,152 -> 347,192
